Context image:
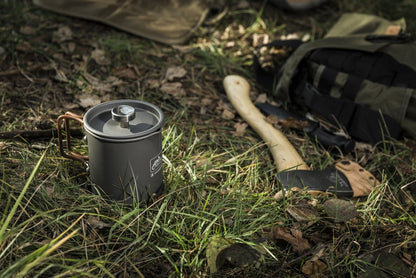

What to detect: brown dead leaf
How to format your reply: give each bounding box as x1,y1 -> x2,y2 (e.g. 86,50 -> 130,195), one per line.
206,236 -> 264,274
91,48 -> 111,66
233,122 -> 248,136
86,215 -> 111,229
0,141 -> 9,152
255,93 -> 268,103
54,68 -> 69,83
301,246 -> 327,277
20,26 -> 36,35
286,204 -> 319,223
222,109 -> 235,120
281,118 -> 309,130
112,66 -> 137,80
201,98 -> 212,106
266,115 -> 280,126
76,93 -> 101,108
165,66 -> 187,81
81,72 -> 123,93
160,82 -> 186,98
16,41 -> 32,52
52,25 -> 72,43
323,199 -> 358,223
267,226 -> 311,254
302,259 -> 327,277
144,79 -> 160,89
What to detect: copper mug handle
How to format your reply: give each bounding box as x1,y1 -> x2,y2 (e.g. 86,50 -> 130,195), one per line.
57,112 -> 89,164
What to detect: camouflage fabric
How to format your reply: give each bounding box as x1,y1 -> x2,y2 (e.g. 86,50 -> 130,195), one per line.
274,13 -> 416,141
33,0 -> 210,45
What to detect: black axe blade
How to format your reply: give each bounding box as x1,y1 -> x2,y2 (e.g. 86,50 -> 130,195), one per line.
277,167 -> 353,197
276,160 -> 379,197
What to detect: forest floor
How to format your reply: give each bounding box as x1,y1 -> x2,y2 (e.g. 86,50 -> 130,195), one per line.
0,0 -> 415,277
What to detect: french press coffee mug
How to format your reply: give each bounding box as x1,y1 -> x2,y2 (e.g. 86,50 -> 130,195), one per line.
57,99 -> 164,203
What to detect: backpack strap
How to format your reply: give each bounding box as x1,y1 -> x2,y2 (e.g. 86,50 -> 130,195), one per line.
297,81 -> 402,142
274,35 -> 409,101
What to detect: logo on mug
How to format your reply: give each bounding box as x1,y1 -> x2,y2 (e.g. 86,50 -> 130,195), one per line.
150,152 -> 162,177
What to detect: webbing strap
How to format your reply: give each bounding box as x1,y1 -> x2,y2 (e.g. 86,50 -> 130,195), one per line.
341,75 -> 362,101
300,82 -> 402,142
317,67 -> 338,95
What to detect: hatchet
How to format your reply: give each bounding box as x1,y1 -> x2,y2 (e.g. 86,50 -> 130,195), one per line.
223,75 -> 379,197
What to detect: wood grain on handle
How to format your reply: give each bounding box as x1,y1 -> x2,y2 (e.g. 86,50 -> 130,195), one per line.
223,75 -> 309,171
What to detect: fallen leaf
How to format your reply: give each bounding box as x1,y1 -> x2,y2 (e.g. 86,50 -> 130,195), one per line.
286,204 -> 319,222
144,79 -> 160,89
233,122 -> 247,136
52,25 -> 72,43
16,41 -> 32,52
267,226 -> 311,254
160,82 -> 186,98
266,114 -> 280,126
323,199 -> 358,223
0,46 -> 4,55
63,101 -> 79,110
218,243 -> 262,268
81,72 -> 123,93
206,236 -> 234,274
281,118 -> 309,130
54,68 -> 69,83
206,236 -> 263,274
270,227 -> 311,254
301,246 -> 327,277
0,141 -> 9,152
20,26 -> 36,35
171,44 -> 196,53
76,93 -> 101,108
222,109 -> 234,120
358,252 -> 412,278
91,48 -> 111,66
112,66 -> 137,80
255,93 -> 268,103
302,259 -> 327,277
86,215 -> 111,229
165,66 -> 187,81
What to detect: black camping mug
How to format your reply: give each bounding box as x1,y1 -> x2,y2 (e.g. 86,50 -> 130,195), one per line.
57,100 -> 164,203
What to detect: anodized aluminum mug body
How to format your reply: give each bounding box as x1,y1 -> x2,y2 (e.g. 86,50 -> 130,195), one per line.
85,130 -> 163,202
82,100 -> 164,203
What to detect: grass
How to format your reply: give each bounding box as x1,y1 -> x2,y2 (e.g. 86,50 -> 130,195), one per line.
1,0 -> 416,277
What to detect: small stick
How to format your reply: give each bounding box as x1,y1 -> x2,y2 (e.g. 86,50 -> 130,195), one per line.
0,64 -> 43,77
0,129 -> 84,140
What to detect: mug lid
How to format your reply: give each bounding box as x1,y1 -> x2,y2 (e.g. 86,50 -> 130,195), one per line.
83,100 -> 164,140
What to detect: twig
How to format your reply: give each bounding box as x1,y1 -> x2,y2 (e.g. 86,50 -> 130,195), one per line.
0,64 -> 45,77
0,129 -> 84,140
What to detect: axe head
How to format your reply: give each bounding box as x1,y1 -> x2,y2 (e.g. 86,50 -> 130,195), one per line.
276,161 -> 379,197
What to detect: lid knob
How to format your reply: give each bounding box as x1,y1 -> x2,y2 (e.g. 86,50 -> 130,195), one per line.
112,105 -> 136,128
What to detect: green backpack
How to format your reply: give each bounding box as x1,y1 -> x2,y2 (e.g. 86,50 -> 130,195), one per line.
267,13 -> 416,143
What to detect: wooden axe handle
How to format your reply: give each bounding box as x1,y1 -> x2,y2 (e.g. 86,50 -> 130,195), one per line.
223,75 -> 309,171
224,75 -> 379,198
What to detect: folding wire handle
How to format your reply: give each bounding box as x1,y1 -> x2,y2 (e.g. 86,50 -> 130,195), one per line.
56,112 -> 88,164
